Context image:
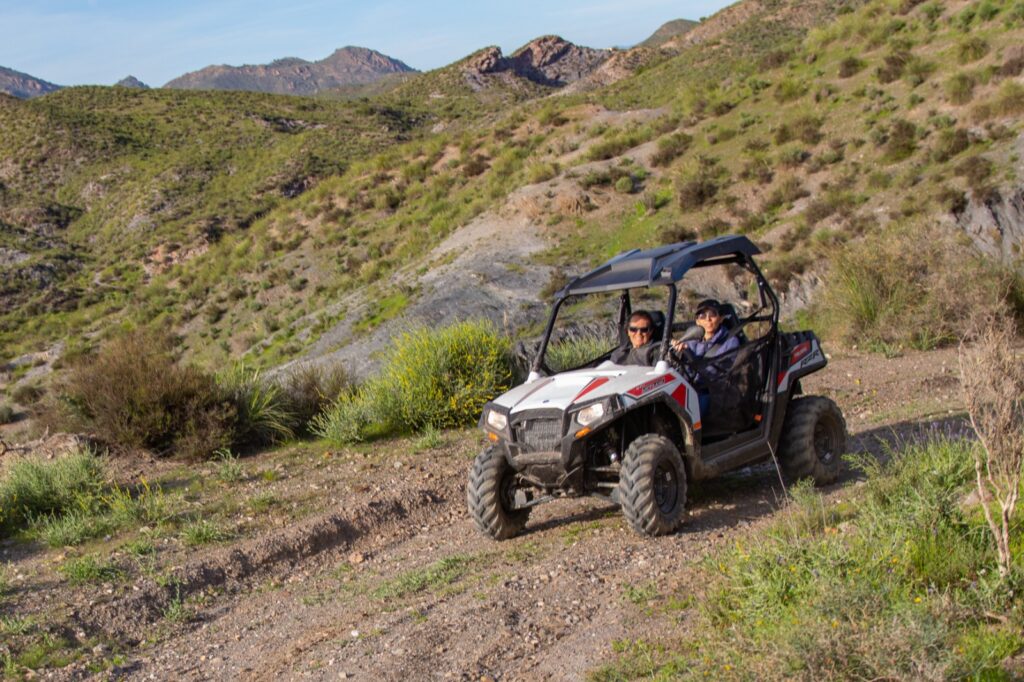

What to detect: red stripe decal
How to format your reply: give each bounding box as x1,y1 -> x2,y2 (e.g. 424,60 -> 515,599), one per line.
572,377 -> 610,403
777,370 -> 787,387
627,374 -> 674,398
790,341 -> 812,365
670,384 -> 688,408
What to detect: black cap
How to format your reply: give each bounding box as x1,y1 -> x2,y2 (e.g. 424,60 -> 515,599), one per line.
695,298 -> 721,315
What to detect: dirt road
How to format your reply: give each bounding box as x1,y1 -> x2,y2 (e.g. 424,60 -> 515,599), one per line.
0,347 -> 968,680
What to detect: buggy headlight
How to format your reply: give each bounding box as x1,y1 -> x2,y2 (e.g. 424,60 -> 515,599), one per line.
576,402 -> 605,426
486,409 -> 508,431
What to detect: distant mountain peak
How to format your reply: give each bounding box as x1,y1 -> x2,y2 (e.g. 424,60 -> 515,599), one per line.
115,75 -> 150,89
0,65 -> 61,99
638,19 -> 700,48
164,46 -> 416,95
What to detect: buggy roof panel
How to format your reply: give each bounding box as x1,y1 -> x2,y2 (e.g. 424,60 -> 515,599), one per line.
559,235 -> 761,296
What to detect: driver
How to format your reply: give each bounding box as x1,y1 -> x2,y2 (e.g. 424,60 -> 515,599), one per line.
610,311 -> 659,366
670,299 -> 740,416
671,299 -> 739,363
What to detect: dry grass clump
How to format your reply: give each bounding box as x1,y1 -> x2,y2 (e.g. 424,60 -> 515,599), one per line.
959,314 -> 1024,578
819,225 -> 1018,349
43,331 -> 234,459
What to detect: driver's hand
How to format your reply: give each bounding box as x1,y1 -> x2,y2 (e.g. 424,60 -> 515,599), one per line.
670,339 -> 684,352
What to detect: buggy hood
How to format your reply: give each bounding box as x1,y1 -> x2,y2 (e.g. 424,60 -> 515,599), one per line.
493,363 -> 683,414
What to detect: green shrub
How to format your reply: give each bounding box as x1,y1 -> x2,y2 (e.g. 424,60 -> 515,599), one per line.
762,176 -> 808,212
180,519 -> 230,546
11,384 -> 44,405
884,118 -> 918,161
34,509 -> 112,547
526,162 -> 559,184
59,555 -> 122,585
838,56 -> 866,78
958,37 -> 989,63
0,405 -> 13,425
614,176 -> 635,194
546,331 -> 618,373
945,72 -> 976,104
313,320 -> 512,443
44,330 -> 234,459
876,49 -> 910,83
218,367 -> 295,448
774,115 -> 823,146
0,448 -> 104,538
650,132 -> 693,167
956,155 -> 995,199
676,156 -> 725,211
931,128 -> 970,162
774,78 -> 808,103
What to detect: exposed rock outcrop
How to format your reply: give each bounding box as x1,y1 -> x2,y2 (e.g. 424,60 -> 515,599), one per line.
461,36 -> 610,88
956,187 -> 1024,268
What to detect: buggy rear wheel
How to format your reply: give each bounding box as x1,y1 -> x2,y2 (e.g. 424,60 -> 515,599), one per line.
778,396 -> 846,485
618,435 -> 687,536
467,446 -> 531,540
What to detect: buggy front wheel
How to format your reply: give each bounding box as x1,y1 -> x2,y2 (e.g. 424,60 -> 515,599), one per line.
467,447 -> 531,540
618,435 -> 687,536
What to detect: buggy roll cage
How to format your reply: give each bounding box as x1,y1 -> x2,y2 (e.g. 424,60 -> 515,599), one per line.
531,235 -> 780,374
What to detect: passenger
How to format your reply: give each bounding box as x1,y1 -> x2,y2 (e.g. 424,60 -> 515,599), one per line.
610,311 -> 660,366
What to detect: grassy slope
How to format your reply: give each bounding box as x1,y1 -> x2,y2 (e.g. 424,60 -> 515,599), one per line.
0,66 -> 548,366
3,0 -> 1024,376
554,0 -> 1022,269
593,438 -> 1024,680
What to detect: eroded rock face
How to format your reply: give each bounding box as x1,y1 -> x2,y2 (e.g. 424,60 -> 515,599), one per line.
510,36 -> 610,86
956,187 -> 1024,267
461,36 -> 610,88
465,47 -> 507,75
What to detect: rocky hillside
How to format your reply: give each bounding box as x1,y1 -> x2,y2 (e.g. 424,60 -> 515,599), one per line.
0,65 -> 61,99
163,46 -> 416,94
2,0 -> 1023,390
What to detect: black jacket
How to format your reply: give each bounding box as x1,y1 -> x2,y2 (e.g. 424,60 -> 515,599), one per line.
610,342 -> 659,366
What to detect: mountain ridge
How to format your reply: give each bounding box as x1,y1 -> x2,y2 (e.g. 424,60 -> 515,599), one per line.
164,46 -> 416,94
0,65 -> 61,99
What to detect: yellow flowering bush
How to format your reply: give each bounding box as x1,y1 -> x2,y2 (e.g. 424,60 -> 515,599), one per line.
313,320 -> 512,443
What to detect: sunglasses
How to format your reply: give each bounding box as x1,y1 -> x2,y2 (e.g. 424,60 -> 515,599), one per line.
696,310 -> 720,320
628,326 -> 652,334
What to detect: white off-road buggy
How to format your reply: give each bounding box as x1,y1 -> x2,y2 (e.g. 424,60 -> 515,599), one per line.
467,236 -> 846,538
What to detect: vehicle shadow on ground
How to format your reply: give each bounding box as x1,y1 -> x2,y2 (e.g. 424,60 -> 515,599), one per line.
523,413 -> 975,539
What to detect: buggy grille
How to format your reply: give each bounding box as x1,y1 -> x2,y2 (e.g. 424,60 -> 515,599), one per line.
513,418 -> 563,452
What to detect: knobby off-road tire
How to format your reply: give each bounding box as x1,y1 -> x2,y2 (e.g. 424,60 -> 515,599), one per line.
618,434 -> 687,536
778,395 -> 846,486
467,446 -> 531,540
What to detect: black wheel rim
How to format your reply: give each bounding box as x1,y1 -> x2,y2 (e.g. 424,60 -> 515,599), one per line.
500,470 -> 519,512
813,417 -> 839,465
653,459 -> 679,514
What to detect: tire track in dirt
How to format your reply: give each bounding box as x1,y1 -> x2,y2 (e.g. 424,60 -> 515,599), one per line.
106,347 -> 966,680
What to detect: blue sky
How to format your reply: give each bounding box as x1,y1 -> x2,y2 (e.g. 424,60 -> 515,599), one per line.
0,0 -> 735,86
